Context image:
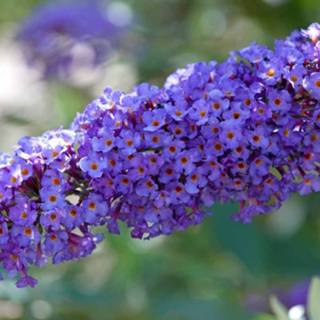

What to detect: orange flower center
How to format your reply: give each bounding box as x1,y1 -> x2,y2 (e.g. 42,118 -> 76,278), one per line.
252,135 -> 261,142
21,168 -> 29,176
49,195 -> 57,203
24,227 -> 32,236
126,139 -> 133,147
227,132 -> 234,140
212,102 -> 220,110
122,178 -> 129,185
146,181 -> 154,188
69,209 -> 77,217
169,146 -> 176,153
88,202 -> 96,210
180,157 -> 188,164
233,112 -> 240,119
290,75 -> 298,82
90,162 -> 98,171
52,178 -> 61,186
21,212 -> 28,219
105,139 -> 113,146
266,68 -> 275,77
166,168 -> 173,175
175,128 -> 182,135
152,136 -> 160,143
274,98 -> 282,106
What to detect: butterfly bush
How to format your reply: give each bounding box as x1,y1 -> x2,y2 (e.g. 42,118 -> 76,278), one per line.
1,24 -> 320,287
17,0 -> 128,79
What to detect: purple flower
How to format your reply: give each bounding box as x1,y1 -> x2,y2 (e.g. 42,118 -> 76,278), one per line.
2,23 -> 320,288
78,154 -> 106,178
116,130 -> 141,155
43,231 -> 68,256
9,200 -> 37,226
189,99 -> 210,125
143,109 -> 167,131
91,131 -> 115,153
63,206 -> 83,230
284,64 -> 305,87
12,226 -> 40,247
40,211 -> 62,231
0,223 -> 9,245
257,60 -> 282,85
41,169 -> 66,190
164,101 -> 189,121
185,168 -> 207,194
175,151 -> 196,175
208,89 -> 229,116
81,193 -> 108,224
298,174 -> 320,195
16,275 -> 38,288
247,127 -> 269,149
136,178 -> 158,197
40,187 -> 65,211
17,0 -> 130,79
305,72 -> 320,99
222,103 -> 250,123
268,89 -> 292,112
220,121 -> 242,148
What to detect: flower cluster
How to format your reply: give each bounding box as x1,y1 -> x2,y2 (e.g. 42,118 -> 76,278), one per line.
17,0 -> 129,79
1,23 -> 320,287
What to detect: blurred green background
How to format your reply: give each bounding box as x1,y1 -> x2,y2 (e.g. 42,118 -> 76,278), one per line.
0,0 -> 320,319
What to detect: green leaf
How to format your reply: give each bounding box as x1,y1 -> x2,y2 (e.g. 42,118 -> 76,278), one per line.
308,277 -> 320,320
269,167 -> 282,180
253,314 -> 277,320
270,296 -> 289,320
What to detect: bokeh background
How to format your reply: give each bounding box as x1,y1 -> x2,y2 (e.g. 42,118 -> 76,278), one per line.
0,0 -> 319,319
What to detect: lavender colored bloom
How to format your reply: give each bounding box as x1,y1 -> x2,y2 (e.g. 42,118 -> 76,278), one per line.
17,0 -> 130,79
248,127 -> 269,149
78,154 -> 106,178
63,205 -> 83,229
81,193 -> 108,224
2,23 -> 320,288
175,151 -> 196,175
116,130 -> 141,155
164,101 -> 189,121
268,89 -> 292,112
208,89 -> 230,116
305,72 -> 320,98
12,226 -> 40,247
298,174 -> 320,195
220,121 -> 242,148
43,231 -> 68,256
16,275 -> 38,288
143,109 -> 167,132
91,132 -> 115,153
40,187 -> 65,211
190,99 -> 210,125
40,211 -> 62,231
9,200 -> 37,226
0,223 -> 9,245
185,168 -> 207,194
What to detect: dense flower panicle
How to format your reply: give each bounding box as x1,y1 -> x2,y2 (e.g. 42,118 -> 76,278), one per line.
17,0 -> 128,79
1,24 -> 320,287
